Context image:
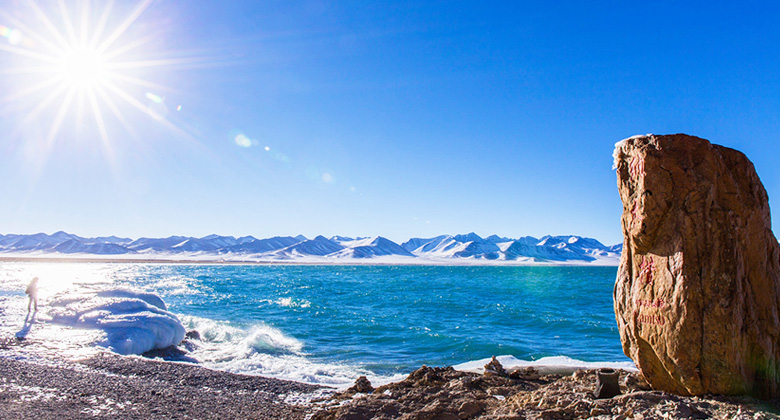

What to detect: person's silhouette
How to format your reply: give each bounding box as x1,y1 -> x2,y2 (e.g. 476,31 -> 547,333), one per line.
25,277 -> 39,313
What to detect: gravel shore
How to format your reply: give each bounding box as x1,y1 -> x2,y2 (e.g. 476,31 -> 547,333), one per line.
4,335 -> 780,420
0,352 -> 326,420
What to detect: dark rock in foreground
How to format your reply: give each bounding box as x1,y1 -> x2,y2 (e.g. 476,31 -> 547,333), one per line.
613,134 -> 780,398
312,363 -> 779,419
312,365 -> 541,420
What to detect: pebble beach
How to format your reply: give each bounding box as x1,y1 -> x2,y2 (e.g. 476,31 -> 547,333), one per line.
3,341 -> 780,419
0,341 -> 325,420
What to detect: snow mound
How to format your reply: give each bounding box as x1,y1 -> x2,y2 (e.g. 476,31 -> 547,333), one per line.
613,133 -> 653,169
454,355 -> 636,376
47,288 -> 185,355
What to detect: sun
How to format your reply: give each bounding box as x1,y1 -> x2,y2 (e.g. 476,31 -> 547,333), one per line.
0,0 -> 194,166
57,46 -> 108,89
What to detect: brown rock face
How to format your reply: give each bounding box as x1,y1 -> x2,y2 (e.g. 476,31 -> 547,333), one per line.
613,134 -> 780,398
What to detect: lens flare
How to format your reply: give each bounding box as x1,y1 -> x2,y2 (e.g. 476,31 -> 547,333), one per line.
234,134 -> 252,148
0,24 -> 22,45
144,92 -> 163,104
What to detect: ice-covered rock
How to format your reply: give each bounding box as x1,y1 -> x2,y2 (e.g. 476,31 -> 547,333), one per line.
48,288 -> 186,355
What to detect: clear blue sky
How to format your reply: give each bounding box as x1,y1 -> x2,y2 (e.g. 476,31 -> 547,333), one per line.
0,0 -> 778,246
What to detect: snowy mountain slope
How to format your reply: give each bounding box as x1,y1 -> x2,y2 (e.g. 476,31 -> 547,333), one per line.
404,233 -> 618,263
128,236 -> 190,251
328,237 -> 415,258
453,240 -> 501,259
402,235 -> 462,255
329,236 -> 358,245
485,234 -> 513,243
54,240 -> 133,255
172,237 -> 234,252
236,235 -> 258,244
0,231 -> 621,264
90,235 -> 132,245
502,240 -> 593,262
453,232 -> 483,243
535,235 -> 617,259
0,231 -> 85,251
401,235 -> 450,253
225,236 -> 302,254
0,232 -> 134,255
275,235 -> 344,256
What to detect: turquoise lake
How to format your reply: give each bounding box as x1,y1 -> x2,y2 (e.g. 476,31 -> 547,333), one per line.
0,263 -> 631,386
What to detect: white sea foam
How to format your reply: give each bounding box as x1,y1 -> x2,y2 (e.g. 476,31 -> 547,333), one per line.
47,288 -> 185,355
180,315 -> 403,388
261,297 -> 312,308
454,355 -> 637,375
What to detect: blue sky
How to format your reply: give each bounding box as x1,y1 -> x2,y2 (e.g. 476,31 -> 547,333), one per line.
0,1 -> 778,245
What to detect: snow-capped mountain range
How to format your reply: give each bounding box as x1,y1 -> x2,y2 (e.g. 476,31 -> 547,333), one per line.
0,231 -> 622,265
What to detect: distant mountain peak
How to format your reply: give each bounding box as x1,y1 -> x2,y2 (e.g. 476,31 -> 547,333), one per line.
0,230 -> 621,264
453,232 -> 483,243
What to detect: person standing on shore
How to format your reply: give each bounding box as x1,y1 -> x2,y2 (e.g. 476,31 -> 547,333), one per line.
25,277 -> 39,313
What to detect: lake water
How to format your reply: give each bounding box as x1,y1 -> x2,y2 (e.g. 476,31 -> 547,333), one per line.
0,263 -> 633,387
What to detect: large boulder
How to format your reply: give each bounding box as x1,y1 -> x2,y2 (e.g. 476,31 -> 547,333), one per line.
613,134 -> 780,398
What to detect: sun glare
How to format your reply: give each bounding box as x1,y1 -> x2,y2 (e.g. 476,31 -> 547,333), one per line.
57,46 -> 108,88
0,0 -> 194,167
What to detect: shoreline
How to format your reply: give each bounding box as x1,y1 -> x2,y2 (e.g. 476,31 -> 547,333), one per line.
0,255 -> 619,267
0,348 -> 329,420
2,346 -> 778,420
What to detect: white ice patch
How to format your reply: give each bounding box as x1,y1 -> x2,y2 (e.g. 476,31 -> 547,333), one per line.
612,140 -> 627,170
47,288 -> 185,355
453,355 -> 636,376
0,381 -> 68,403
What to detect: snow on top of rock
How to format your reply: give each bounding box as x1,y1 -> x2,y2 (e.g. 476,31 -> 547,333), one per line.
613,133 -> 654,169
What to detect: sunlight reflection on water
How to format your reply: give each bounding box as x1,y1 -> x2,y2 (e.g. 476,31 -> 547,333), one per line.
0,263 -> 127,362
0,263 -> 114,297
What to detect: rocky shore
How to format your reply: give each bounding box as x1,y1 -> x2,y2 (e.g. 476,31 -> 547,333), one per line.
313,360 -> 780,419
3,343 -> 778,419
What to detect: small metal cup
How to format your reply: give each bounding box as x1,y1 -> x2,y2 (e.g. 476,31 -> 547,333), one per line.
593,368 -> 621,399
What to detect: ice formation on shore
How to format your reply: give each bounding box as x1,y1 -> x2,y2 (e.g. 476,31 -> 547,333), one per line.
453,355 -> 636,376
47,288 -> 185,355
